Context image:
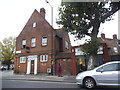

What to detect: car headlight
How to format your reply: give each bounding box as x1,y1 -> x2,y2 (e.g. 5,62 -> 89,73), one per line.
76,73 -> 83,80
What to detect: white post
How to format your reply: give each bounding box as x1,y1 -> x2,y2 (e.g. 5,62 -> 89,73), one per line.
45,0 -> 53,27
34,58 -> 37,75
26,59 -> 31,74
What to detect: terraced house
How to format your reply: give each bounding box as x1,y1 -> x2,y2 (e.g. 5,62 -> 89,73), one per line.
14,8 -> 72,75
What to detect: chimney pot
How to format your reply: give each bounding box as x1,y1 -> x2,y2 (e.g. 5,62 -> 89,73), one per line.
113,34 -> 117,40
40,8 -> 46,18
101,33 -> 105,40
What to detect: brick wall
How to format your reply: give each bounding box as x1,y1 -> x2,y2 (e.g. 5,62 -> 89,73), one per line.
15,9 -> 71,75
16,10 -> 56,53
56,59 -> 72,75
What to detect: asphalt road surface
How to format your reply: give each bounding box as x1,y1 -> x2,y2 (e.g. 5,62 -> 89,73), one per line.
2,80 -> 119,90
2,80 -> 78,88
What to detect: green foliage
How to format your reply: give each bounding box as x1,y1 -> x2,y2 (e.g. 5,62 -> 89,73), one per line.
57,2 -> 120,39
1,60 -> 12,65
0,37 -> 16,62
81,40 -> 100,55
57,2 -> 119,67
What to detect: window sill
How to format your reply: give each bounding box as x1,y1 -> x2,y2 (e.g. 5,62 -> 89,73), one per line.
21,47 -> 26,49
40,61 -> 48,62
31,46 -> 36,48
20,62 -> 26,64
41,45 -> 47,47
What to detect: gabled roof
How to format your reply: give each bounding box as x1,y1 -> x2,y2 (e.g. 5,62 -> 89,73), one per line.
55,29 -> 69,38
17,9 -> 54,38
98,37 -> 120,48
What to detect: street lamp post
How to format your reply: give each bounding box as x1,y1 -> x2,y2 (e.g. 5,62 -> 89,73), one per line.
45,0 -> 53,26
45,0 -> 53,75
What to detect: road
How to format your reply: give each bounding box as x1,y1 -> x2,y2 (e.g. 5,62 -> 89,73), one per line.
2,80 -> 119,90
2,80 -> 79,88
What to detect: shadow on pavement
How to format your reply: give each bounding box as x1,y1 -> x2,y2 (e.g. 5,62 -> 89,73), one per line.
94,86 -> 119,90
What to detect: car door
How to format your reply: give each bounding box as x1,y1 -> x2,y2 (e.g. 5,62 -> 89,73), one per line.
117,63 -> 120,85
95,63 -> 118,85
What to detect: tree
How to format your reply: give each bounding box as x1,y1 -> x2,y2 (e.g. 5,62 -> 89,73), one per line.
0,37 -> 16,69
57,1 -> 120,70
81,40 -> 100,69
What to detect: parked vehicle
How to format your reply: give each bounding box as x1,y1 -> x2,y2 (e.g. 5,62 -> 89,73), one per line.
10,64 -> 14,70
0,65 -> 8,71
76,61 -> 120,89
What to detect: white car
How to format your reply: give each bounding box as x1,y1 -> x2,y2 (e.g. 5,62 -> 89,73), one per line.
76,61 -> 120,89
0,65 -> 8,71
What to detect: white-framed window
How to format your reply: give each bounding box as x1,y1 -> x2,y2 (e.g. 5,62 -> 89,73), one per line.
40,55 -> 48,62
31,38 -> 36,47
22,40 -> 26,48
20,56 -> 26,63
42,36 -> 47,46
65,40 -> 69,49
33,22 -> 36,28
113,47 -> 118,53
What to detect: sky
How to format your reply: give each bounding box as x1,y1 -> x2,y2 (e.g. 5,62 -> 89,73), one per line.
0,0 -> 119,46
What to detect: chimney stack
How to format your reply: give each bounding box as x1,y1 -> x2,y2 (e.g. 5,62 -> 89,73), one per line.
101,33 -> 105,40
40,8 -> 46,18
113,34 -> 117,40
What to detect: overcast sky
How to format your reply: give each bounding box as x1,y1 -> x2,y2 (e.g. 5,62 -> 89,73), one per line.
0,0 -> 119,46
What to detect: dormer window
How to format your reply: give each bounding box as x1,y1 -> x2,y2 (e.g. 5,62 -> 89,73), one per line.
33,22 -> 36,28
31,38 -> 36,47
22,40 -> 26,48
42,36 -> 47,46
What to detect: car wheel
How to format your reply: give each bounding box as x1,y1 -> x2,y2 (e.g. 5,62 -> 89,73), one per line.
83,78 -> 96,89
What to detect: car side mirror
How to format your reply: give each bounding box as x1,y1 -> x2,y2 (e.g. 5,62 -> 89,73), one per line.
100,69 -> 104,73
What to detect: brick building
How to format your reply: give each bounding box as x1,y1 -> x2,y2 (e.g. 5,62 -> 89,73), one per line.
98,33 -> 120,62
14,8 -> 72,75
71,33 -> 120,75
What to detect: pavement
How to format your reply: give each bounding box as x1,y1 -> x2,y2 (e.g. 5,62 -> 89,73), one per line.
1,70 -> 76,83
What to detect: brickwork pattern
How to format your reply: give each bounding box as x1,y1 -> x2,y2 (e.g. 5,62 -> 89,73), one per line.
15,9 -> 71,75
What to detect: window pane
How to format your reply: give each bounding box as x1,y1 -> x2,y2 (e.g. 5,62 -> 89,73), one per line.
45,55 -> 48,61
116,63 -> 120,71
33,22 -> 36,27
65,41 -> 69,49
43,55 -> 45,60
31,38 -> 36,47
40,55 -> 43,62
96,67 -> 103,72
22,40 -> 26,48
20,57 -> 26,63
46,55 -> 48,61
22,40 -> 26,45
42,36 -> 47,46
103,63 -> 117,71
40,55 -> 48,62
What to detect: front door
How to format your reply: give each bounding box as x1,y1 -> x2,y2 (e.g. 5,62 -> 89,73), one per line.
30,60 -> 34,74
26,55 -> 37,75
